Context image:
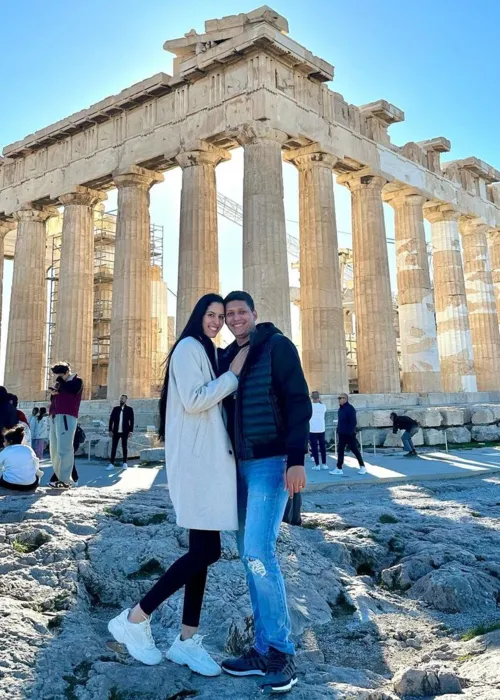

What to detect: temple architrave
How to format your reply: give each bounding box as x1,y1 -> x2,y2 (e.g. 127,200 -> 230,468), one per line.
1,6 -> 500,403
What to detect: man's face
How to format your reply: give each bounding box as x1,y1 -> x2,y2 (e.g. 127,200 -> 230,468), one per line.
225,300 -> 257,341
120,395 -> 127,406
338,395 -> 347,406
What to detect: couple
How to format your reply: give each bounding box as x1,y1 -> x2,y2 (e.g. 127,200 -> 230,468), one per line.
109,291 -> 311,694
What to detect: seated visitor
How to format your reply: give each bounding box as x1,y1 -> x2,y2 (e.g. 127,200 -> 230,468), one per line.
0,425 -> 42,491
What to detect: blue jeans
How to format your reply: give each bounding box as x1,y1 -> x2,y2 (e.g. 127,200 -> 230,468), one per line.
401,425 -> 419,452
236,456 -> 294,656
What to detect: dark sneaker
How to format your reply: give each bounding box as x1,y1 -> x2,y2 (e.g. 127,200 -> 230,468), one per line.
221,647 -> 268,677
260,648 -> 297,694
54,481 -> 71,489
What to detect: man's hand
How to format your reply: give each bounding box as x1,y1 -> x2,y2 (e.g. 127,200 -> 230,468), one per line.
285,465 -> 306,498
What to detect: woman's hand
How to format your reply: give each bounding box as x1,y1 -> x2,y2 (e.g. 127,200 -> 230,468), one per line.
230,346 -> 249,377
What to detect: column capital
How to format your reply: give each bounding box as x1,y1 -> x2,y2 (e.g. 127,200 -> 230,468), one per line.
235,121 -> 288,147
382,185 -> 427,208
423,202 -> 460,224
337,168 -> 387,192
175,143 -> 230,169
13,205 -> 58,223
283,144 -> 338,170
459,216 -> 490,238
59,185 -> 106,208
0,219 -> 16,238
113,165 -> 164,190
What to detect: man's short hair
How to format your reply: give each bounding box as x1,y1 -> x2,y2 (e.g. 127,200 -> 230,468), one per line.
120,394 -> 128,399
51,361 -> 71,374
7,393 -> 18,407
224,291 -> 255,312
311,391 -> 320,399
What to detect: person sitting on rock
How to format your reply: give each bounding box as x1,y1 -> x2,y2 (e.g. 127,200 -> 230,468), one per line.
390,412 -> 419,456
0,425 -> 42,491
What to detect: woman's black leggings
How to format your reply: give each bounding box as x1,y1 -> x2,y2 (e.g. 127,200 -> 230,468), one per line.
140,529 -> 221,627
0,476 -> 39,491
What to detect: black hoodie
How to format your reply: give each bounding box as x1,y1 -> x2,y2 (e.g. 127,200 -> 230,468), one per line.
220,323 -> 311,467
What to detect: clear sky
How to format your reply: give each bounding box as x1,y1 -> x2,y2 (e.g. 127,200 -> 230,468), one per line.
1,0 -> 499,374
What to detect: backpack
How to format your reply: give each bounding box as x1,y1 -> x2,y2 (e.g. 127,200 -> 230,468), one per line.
74,424 -> 86,449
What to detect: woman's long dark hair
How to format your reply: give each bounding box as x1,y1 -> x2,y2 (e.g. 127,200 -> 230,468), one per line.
158,293 -> 224,441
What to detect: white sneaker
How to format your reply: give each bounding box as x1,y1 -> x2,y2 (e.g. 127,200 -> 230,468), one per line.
311,464 -> 321,471
108,609 -> 162,666
329,468 -> 347,477
359,466 -> 367,475
166,634 -> 221,677
106,464 -> 115,471
122,463 -> 128,469
321,464 -> 329,470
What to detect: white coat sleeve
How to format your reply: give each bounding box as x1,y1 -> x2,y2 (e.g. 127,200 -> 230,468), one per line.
171,341 -> 238,415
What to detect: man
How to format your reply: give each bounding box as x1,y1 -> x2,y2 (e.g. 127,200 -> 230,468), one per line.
48,362 -> 84,489
107,395 -> 134,470
309,391 -> 328,471
330,393 -> 366,477
390,412 -> 419,456
219,291 -> 311,695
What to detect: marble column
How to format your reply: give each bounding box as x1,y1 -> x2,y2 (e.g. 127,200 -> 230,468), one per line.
284,146 -> 347,393
384,188 -> 441,392
487,228 -> 500,329
52,187 -> 105,399
459,217 -> 500,390
5,206 -> 56,399
424,203 -> 476,392
175,145 -> 229,332
107,166 -> 163,400
338,171 -> 400,394
0,220 -> 16,342
239,123 -> 291,338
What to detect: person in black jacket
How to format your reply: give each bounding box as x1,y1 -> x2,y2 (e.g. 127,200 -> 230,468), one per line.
330,393 -> 366,477
219,291 -> 311,696
0,386 -> 19,448
391,412 -> 419,456
107,395 -> 134,470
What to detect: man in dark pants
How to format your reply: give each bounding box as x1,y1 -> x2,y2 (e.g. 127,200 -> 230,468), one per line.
390,412 -> 419,456
330,392 -> 366,477
107,395 -> 134,470
219,291 -> 311,695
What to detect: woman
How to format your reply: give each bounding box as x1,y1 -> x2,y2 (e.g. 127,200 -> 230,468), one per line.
0,386 -> 18,448
0,425 -> 41,491
33,407 -> 49,459
108,294 -> 248,675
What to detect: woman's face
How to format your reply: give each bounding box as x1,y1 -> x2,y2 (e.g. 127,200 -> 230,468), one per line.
202,302 -> 225,339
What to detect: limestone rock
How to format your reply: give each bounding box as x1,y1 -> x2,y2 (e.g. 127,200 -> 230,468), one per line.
471,407 -> 495,425
359,428 -> 387,447
471,425 -> 500,442
384,432 -> 402,448
423,428 -> 445,446
140,447 -> 165,463
445,426 -> 471,444
440,408 -> 469,426
405,409 -> 443,427
408,564 -> 500,612
393,667 -> 462,696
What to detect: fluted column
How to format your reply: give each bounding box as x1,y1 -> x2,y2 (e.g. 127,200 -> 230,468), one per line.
424,203 -> 476,392
459,217 -> 500,390
5,206 -> 56,399
284,146 -> 347,393
337,171 -> 400,393
52,187 -> 105,399
0,220 -> 16,341
239,123 -> 291,337
175,144 -> 229,332
108,166 -> 163,400
487,228 -> 500,329
384,188 -> 441,392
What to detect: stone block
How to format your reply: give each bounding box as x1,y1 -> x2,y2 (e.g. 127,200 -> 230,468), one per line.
359,429 -> 387,447
471,425 -> 500,442
91,434 -> 155,459
445,426 -> 471,444
372,410 -> 393,427
383,432 -> 402,448
355,411 -> 373,429
404,408 -> 443,428
412,428 -> 424,446
140,448 -> 165,463
439,408 -> 468,426
471,407 -> 496,425
423,429 -> 445,446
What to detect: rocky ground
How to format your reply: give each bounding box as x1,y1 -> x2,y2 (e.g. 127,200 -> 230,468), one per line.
1,474 -> 500,700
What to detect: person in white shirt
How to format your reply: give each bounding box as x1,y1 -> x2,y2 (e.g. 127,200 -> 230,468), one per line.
0,425 -> 42,491
310,391 -> 328,471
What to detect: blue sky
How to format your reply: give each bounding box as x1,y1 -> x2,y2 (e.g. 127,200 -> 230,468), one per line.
1,0 -> 499,374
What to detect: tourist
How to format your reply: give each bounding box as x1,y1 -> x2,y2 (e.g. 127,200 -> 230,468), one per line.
108,294 -> 248,674
309,391 -> 328,471
49,421 -> 84,487
106,394 -> 134,471
7,393 -> 32,445
33,407 -> 49,459
390,412 -> 419,456
0,425 -> 41,491
29,407 -> 39,449
48,362 -> 84,489
330,393 -> 366,477
0,387 -> 18,448
219,291 -> 311,695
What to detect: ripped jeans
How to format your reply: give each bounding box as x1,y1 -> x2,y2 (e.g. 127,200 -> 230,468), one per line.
236,456 -> 294,656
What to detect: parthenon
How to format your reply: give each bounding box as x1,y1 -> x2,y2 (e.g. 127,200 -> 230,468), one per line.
1,6 -> 500,402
